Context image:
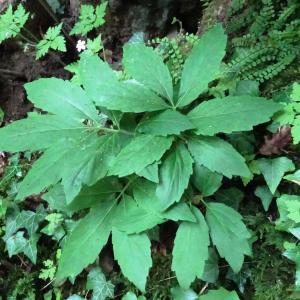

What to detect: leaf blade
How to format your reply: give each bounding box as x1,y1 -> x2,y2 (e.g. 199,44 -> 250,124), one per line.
188,96 -> 281,135
123,43 -> 173,103
156,143 -> 193,209
177,24 -> 227,107
188,136 -> 250,178
56,200 -> 116,280
172,207 -> 209,289
112,229 -> 152,291
109,135 -> 173,177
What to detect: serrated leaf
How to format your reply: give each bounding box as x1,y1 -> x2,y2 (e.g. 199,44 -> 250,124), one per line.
69,177 -> 122,211
199,287 -> 240,300
0,4 -> 29,43
56,200 -> 116,280
188,136 -> 250,178
0,114 -> 89,152
133,179 -> 195,222
283,242 -> 300,291
61,134 -> 121,203
25,78 -> 99,122
200,248 -> 219,283
291,83 -> 300,102
109,135 -> 173,177
276,194 -> 300,230
188,96 -> 281,135
192,164 -> 222,197
16,133 -> 118,202
70,2 -> 107,35
136,162 -> 159,183
79,54 -> 118,102
177,24 -> 227,107
172,207 -> 209,289
257,157 -> 295,194
112,228 -> 152,291
284,170 -> 300,185
123,43 -> 173,104
112,195 -> 164,234
36,23 -> 66,59
254,185 -> 273,211
86,267 -> 114,300
171,287 -> 198,300
156,143 -> 193,209
43,177 -> 121,215
94,80 -> 169,113
206,203 -> 251,273
137,109 -> 194,136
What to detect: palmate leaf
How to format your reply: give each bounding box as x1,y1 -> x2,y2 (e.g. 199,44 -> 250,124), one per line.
5,231 -> 39,264
176,24 -> 227,107
188,136 -> 250,178
109,135 -> 173,177
123,43 -> 174,104
206,203 -> 251,273
112,228 -> 152,292
156,143 -> 194,209
188,96 -> 281,135
56,200 -> 117,280
86,267 -> 114,300
172,207 -> 209,289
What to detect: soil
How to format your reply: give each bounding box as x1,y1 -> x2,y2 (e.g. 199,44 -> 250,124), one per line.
0,0 -> 203,122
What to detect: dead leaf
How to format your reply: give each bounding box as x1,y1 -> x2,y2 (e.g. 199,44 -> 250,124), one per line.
259,125 -> 291,156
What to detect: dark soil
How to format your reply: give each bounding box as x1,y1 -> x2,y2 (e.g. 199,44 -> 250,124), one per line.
0,0 -> 203,122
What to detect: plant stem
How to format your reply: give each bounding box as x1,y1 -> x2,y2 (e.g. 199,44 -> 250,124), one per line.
37,0 -> 76,46
0,68 -> 25,78
18,32 -> 35,45
22,27 -> 39,43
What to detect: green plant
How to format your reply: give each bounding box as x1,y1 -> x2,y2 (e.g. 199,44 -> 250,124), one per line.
225,0 -> 300,85
0,4 -> 29,44
36,23 -> 66,59
70,2 -> 108,36
0,24 -> 283,295
148,33 -> 199,85
272,82 -> 300,143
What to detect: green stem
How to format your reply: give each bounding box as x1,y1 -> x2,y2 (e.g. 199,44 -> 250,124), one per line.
22,27 -> 39,43
18,32 -> 35,45
37,0 -> 76,46
115,177 -> 137,202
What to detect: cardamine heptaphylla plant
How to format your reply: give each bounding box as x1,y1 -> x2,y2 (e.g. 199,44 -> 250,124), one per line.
0,24 -> 282,291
